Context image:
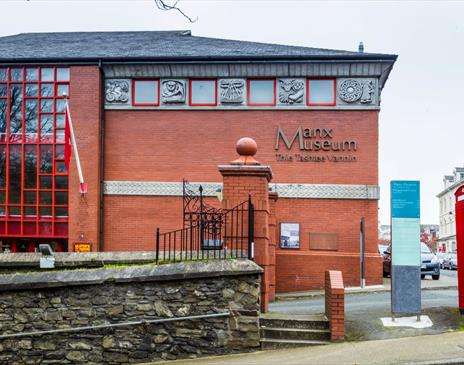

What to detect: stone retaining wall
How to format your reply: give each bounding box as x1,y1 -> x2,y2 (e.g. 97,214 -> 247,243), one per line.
0,259 -> 262,364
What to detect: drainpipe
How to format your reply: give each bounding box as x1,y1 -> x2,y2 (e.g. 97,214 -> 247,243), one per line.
98,59 -> 105,252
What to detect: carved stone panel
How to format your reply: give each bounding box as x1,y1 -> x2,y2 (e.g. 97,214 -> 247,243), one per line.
105,79 -> 130,104
277,79 -> 305,105
219,79 -> 245,104
337,78 -> 377,106
161,80 -> 186,104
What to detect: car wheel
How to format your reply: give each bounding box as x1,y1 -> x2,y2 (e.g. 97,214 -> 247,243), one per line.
432,274 -> 440,280
421,274 -> 425,279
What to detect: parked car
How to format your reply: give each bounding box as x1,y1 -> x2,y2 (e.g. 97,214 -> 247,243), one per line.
443,253 -> 458,270
382,242 -> 440,280
436,252 -> 448,269
378,244 -> 389,255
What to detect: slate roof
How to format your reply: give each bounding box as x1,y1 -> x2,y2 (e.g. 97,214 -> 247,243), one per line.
0,31 -> 397,63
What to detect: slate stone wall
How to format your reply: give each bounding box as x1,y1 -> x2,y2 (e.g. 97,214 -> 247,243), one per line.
0,260 -> 262,364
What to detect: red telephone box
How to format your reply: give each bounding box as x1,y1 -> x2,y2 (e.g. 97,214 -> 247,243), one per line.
454,185 -> 464,313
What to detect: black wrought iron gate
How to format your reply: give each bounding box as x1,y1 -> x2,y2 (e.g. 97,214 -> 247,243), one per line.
155,180 -> 254,263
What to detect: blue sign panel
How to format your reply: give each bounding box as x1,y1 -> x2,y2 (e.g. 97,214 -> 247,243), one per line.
391,181 -> 420,219
391,180 -> 421,315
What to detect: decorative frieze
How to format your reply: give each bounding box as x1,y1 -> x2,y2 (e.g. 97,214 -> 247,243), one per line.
337,78 -> 377,105
104,181 -> 380,200
105,79 -> 130,104
219,79 -> 245,104
161,80 -> 186,103
278,79 -> 305,105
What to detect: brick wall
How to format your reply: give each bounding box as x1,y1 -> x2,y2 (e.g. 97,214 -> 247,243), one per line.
68,66 -> 102,252
72,105 -> 380,291
325,270 -> 345,341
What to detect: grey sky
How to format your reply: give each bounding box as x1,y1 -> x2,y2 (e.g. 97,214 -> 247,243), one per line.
1,0 -> 462,224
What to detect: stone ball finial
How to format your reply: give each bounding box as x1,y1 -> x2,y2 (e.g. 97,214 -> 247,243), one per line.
236,137 -> 258,157
231,137 -> 260,165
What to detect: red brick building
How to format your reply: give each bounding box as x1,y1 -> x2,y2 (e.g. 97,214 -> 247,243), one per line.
0,31 -> 396,291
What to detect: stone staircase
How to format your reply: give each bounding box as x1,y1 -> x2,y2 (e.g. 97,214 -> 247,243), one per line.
259,313 -> 331,349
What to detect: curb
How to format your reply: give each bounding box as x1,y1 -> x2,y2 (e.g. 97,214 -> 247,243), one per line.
402,358 -> 464,365
275,285 -> 458,302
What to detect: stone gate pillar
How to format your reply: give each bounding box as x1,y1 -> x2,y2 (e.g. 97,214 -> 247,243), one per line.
219,138 -> 273,312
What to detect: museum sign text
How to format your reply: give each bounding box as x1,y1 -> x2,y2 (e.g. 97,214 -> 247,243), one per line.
275,126 -> 358,162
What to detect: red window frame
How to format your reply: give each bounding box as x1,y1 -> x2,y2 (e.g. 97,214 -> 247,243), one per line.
0,66 -> 69,239
188,79 -> 218,106
132,79 -> 160,107
306,78 -> 336,106
247,78 -> 277,106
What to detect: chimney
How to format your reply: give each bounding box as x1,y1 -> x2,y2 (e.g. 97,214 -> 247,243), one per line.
358,41 -> 364,53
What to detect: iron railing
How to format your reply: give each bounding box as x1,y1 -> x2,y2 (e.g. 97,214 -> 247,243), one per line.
155,195 -> 254,263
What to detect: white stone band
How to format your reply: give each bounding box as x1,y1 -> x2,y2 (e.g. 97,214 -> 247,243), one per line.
104,181 -> 380,200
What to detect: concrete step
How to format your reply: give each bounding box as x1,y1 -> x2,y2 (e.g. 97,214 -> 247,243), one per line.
260,338 -> 330,350
260,327 -> 331,342
260,313 -> 329,330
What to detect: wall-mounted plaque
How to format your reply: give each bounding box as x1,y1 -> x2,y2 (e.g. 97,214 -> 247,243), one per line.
280,223 -> 300,249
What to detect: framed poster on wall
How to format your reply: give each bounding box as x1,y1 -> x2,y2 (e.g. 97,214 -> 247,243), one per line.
280,223 -> 300,248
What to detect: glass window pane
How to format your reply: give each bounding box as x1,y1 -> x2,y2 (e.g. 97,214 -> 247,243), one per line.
0,191 -> 5,204
308,79 -> 335,105
41,68 -> 54,82
24,191 -> 36,204
55,175 -> 67,189
25,84 -> 38,97
55,191 -> 67,205
55,114 -> 65,128
0,205 -> 5,216
0,69 -> 6,81
55,145 -> 65,159
55,161 -> 67,173
8,145 -> 21,204
24,206 -> 36,216
40,84 -> 54,97
55,129 -> 65,143
56,68 -> 70,82
24,145 -> 37,188
9,206 -> 20,216
40,191 -> 52,205
190,80 -> 216,105
26,68 -> 39,81
57,84 -> 69,97
134,80 -> 159,105
40,145 -> 53,173
11,68 -> 23,81
55,206 -> 68,217
248,80 -> 275,105
40,206 -> 52,217
9,85 -> 23,137
0,100 -> 6,138
0,145 -> 6,187
40,175 -> 52,189
25,100 -> 38,134
40,114 -> 53,142
0,84 -> 6,97
55,99 -> 66,113
40,99 -> 53,112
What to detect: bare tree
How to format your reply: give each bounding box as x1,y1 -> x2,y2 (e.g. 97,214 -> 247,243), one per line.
154,0 -> 198,23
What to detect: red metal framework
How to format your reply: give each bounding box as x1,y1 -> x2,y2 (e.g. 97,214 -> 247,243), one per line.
306,78 -> 336,106
0,66 -> 69,249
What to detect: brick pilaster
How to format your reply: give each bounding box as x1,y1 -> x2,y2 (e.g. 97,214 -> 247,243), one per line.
68,66 -> 102,252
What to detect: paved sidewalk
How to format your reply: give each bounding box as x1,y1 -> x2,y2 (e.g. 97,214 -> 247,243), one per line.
276,274 -> 458,301
154,331 -> 464,365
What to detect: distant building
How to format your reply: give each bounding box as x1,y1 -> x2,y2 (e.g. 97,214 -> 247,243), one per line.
437,167 -> 464,252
